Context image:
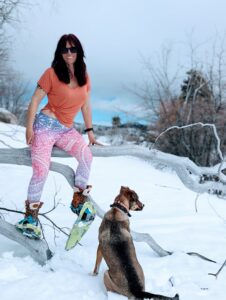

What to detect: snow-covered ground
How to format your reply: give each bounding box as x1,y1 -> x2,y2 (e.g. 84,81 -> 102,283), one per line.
0,122 -> 226,300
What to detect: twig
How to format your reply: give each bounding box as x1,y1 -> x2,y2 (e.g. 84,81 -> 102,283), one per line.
209,259 -> 226,278
187,252 -> 216,263
195,193 -> 200,213
0,206 -> 69,237
39,213 -> 69,237
0,139 -> 13,148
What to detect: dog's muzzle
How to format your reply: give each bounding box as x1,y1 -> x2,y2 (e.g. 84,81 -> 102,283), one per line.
135,200 -> 144,211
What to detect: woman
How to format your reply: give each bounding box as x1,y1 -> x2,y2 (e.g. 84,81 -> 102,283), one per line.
16,34 -> 99,239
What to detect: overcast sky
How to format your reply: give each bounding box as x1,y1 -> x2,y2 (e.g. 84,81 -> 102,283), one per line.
8,0 -> 226,123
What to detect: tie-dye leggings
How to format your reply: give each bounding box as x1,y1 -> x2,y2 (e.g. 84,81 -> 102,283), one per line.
27,112 -> 92,202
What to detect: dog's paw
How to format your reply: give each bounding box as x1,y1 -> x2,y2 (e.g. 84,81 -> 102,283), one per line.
89,271 -> 98,276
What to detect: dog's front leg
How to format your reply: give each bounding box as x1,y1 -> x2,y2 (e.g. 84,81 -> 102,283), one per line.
93,243 -> 103,275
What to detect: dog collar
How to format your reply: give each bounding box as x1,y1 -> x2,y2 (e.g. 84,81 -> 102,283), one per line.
110,203 -> 131,217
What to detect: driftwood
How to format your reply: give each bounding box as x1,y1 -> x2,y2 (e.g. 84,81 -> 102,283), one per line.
0,144 -> 221,264
1,145 -> 225,195
0,145 -> 171,264
0,217 -> 52,265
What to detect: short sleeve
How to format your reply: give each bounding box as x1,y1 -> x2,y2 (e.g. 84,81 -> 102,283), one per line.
86,73 -> 91,92
37,68 -> 53,94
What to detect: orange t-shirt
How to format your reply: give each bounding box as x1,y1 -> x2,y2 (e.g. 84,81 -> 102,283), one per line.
38,67 -> 91,127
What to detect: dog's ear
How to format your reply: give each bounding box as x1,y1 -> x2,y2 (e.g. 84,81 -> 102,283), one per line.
120,186 -> 126,191
120,186 -> 128,194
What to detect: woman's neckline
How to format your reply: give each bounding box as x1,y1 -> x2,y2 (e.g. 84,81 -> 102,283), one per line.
67,83 -> 79,89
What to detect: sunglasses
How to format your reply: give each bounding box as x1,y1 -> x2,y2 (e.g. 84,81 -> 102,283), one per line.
61,46 -> 78,54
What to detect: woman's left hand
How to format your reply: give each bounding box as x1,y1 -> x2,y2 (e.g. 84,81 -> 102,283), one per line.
87,131 -> 103,146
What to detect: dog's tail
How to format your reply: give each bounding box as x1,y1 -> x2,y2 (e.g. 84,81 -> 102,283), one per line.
131,290 -> 179,300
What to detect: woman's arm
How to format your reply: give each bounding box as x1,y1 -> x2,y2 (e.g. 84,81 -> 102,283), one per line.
81,96 -> 102,146
81,96 -> 92,130
26,87 -> 46,144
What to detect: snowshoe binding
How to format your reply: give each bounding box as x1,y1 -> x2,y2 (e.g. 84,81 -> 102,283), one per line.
16,200 -> 43,239
65,185 -> 96,250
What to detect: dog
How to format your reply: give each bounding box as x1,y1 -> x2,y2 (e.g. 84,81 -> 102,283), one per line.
93,186 -> 179,300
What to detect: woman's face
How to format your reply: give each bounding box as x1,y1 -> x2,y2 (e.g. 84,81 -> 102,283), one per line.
62,41 -> 77,66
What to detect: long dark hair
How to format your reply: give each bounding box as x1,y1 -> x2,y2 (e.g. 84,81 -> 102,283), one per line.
51,34 -> 87,86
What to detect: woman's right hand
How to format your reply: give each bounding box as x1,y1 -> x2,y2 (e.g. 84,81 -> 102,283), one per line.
26,127 -> 34,145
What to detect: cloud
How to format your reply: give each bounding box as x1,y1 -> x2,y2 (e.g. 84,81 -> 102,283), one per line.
92,95 -> 153,121
92,96 -> 136,112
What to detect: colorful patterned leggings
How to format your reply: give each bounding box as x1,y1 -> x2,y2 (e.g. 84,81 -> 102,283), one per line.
28,112 -> 92,202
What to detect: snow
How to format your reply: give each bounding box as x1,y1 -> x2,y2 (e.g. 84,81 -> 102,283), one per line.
0,122 -> 226,300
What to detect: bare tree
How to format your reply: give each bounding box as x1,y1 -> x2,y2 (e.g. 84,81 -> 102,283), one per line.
0,66 -> 29,120
129,35 -> 226,122
125,45 -> 181,123
0,0 -> 24,27
125,37 -> 226,166
0,1 -> 31,122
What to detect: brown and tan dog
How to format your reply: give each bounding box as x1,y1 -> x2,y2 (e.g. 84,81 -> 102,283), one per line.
93,186 -> 179,300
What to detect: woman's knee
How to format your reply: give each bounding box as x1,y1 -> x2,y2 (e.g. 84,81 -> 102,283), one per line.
84,145 -> 93,162
32,160 -> 49,179
76,144 -> 93,164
